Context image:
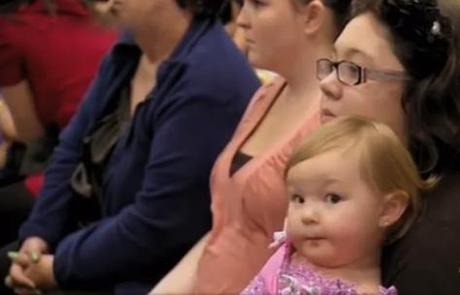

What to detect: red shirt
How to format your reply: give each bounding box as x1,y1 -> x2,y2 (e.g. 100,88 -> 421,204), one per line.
0,0 -> 118,195
0,0 -> 117,129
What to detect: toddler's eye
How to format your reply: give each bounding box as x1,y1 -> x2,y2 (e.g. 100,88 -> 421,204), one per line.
290,194 -> 305,204
325,193 -> 342,204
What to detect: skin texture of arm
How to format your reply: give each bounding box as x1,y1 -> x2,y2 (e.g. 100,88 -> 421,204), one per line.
1,80 -> 45,143
0,94 -> 13,168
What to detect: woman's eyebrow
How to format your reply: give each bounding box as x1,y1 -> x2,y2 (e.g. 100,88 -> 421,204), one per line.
335,45 -> 375,65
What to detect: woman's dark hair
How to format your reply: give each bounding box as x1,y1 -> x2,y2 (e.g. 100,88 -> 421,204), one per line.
0,0 -> 55,14
351,0 -> 460,176
323,0 -> 353,31
175,0 -> 230,18
219,0 -> 232,25
0,0 -> 30,13
218,0 -> 242,25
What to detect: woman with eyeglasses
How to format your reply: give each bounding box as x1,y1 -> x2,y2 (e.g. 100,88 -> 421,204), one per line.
318,0 -> 460,293
0,0 -> 260,294
150,1 -> 352,294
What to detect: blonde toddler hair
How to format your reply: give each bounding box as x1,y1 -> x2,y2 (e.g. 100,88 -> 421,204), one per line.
286,116 -> 436,243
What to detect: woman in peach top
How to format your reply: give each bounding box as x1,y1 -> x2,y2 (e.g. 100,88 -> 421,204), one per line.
150,0 -> 351,294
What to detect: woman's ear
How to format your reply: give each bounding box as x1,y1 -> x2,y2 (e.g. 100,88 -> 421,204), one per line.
299,0 -> 326,36
378,190 -> 410,228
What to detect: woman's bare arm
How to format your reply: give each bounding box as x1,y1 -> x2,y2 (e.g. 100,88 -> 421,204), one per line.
1,80 -> 45,143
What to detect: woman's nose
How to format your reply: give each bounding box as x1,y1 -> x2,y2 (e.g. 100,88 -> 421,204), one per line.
319,71 -> 342,102
236,1 -> 250,29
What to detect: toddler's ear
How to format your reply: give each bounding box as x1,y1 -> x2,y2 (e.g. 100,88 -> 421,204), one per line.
378,190 -> 409,228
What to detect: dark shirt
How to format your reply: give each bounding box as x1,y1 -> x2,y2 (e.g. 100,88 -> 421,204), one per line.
19,18 -> 260,294
383,170 -> 460,294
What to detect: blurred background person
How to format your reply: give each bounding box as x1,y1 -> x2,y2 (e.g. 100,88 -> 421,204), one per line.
0,0 -> 117,247
1,0 -> 259,294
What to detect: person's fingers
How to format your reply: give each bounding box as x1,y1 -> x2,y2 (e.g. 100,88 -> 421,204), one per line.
27,252 -> 40,264
4,275 -> 12,288
7,275 -> 41,295
13,287 -> 42,295
7,252 -> 18,260
9,264 -> 36,289
8,252 -> 32,268
20,238 -> 49,255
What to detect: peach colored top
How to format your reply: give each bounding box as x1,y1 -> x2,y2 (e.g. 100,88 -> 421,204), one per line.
193,78 -> 320,294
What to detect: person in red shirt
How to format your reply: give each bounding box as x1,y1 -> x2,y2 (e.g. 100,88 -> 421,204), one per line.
0,0 -> 117,246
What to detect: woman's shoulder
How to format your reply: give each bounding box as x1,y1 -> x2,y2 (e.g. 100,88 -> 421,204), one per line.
183,21 -> 252,71
244,77 -> 285,107
175,22 -> 260,99
255,76 -> 285,96
230,77 -> 286,123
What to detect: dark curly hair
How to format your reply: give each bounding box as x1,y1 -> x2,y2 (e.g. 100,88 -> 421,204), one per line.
323,0 -> 353,32
351,0 -> 460,176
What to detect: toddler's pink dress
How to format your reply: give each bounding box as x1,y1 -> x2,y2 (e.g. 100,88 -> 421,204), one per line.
241,238 -> 398,295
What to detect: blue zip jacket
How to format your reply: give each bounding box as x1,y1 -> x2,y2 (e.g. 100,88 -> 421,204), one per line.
19,18 -> 260,294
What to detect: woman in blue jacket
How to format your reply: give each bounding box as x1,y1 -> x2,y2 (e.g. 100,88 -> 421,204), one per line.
1,0 -> 260,294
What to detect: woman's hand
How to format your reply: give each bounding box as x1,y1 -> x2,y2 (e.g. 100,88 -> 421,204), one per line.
5,237 -> 51,294
24,255 -> 57,291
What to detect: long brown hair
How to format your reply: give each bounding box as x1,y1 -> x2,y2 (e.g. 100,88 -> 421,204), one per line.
351,0 -> 460,176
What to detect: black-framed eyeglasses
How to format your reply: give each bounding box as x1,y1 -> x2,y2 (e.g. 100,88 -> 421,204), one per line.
316,58 -> 410,86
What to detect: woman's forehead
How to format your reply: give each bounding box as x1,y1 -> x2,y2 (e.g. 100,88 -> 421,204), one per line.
334,13 -> 404,69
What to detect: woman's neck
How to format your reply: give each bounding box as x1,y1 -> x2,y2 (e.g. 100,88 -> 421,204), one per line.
277,44 -> 331,114
135,11 -> 192,64
129,10 -> 192,114
281,36 -> 333,91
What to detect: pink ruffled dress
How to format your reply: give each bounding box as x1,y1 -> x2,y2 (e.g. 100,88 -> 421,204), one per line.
242,237 -> 398,295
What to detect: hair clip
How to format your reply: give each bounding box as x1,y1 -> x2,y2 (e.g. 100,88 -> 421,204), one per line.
431,20 -> 441,36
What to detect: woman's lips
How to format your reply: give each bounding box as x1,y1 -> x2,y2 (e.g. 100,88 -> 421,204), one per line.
320,109 -> 336,123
